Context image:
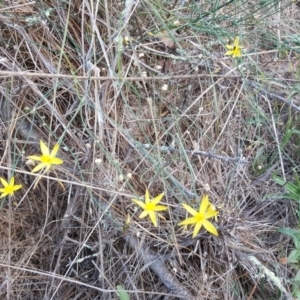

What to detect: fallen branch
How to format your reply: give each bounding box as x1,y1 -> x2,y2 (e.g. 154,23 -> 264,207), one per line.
248,256 -> 293,300
245,80 -> 300,113
137,142 -> 249,164
124,234 -> 196,299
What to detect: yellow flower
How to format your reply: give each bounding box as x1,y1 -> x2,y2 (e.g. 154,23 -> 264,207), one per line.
225,36 -> 242,58
0,177 -> 22,198
179,195 -> 219,237
132,189 -> 168,227
28,140 -> 63,173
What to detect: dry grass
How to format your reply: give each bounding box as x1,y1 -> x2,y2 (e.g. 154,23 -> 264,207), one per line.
0,0 -> 300,299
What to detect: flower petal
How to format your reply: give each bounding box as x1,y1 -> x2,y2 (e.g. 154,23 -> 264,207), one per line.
203,220 -> 219,236
178,216 -> 197,226
233,50 -> 241,58
139,210 -> 149,219
225,45 -> 233,50
225,50 -> 234,56
151,192 -> 164,205
182,203 -> 198,216
145,189 -> 150,204
149,211 -> 157,227
234,36 -> 239,47
0,192 -> 8,198
199,195 -> 210,214
9,177 -> 15,186
50,144 -> 60,157
193,222 -> 202,238
50,157 -> 64,165
31,163 -> 46,173
12,184 -> 22,192
204,210 -> 218,219
152,205 -> 168,211
132,199 -> 146,209
27,155 -> 42,162
40,140 -> 50,156
0,178 -> 8,187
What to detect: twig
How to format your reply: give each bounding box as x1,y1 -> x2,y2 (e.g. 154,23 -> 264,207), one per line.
263,94 -> 286,181
246,80 -> 300,113
250,163 -> 278,186
138,142 -> 249,164
0,69 -> 243,80
124,234 -> 196,299
248,256 -> 293,300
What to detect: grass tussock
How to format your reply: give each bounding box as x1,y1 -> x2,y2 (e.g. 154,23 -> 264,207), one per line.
0,0 -> 300,299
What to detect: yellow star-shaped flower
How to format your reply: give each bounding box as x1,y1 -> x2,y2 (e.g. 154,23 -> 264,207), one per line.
225,36 -> 242,58
132,189 -> 168,227
28,140 -> 63,173
179,195 -> 219,237
0,177 -> 22,198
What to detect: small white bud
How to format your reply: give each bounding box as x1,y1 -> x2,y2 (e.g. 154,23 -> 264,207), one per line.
26,159 -> 36,167
95,158 -> 102,166
161,84 -> 168,91
204,183 -> 210,191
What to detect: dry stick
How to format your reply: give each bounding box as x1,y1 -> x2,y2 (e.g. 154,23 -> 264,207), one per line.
11,24 -> 57,74
122,133 -> 198,198
247,256 -> 293,300
124,234 -> 196,299
262,94 -> 286,181
0,261 -> 177,298
136,141 -> 249,164
0,262 -> 158,296
245,79 -> 300,113
2,21 -> 84,147
0,60 -> 81,149
0,1 -> 35,11
0,70 -> 243,80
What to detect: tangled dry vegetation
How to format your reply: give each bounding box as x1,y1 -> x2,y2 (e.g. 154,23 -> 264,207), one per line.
0,0 -> 300,299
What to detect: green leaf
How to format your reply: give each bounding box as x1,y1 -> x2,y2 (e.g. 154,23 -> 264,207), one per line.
278,228 -> 300,248
295,270 -> 300,283
116,285 -> 130,300
296,238 -> 300,249
280,128 -> 300,149
293,286 -> 300,300
273,175 -> 300,201
288,249 -> 300,263
275,192 -> 300,202
285,182 -> 300,197
273,175 -> 286,186
278,227 -> 299,239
